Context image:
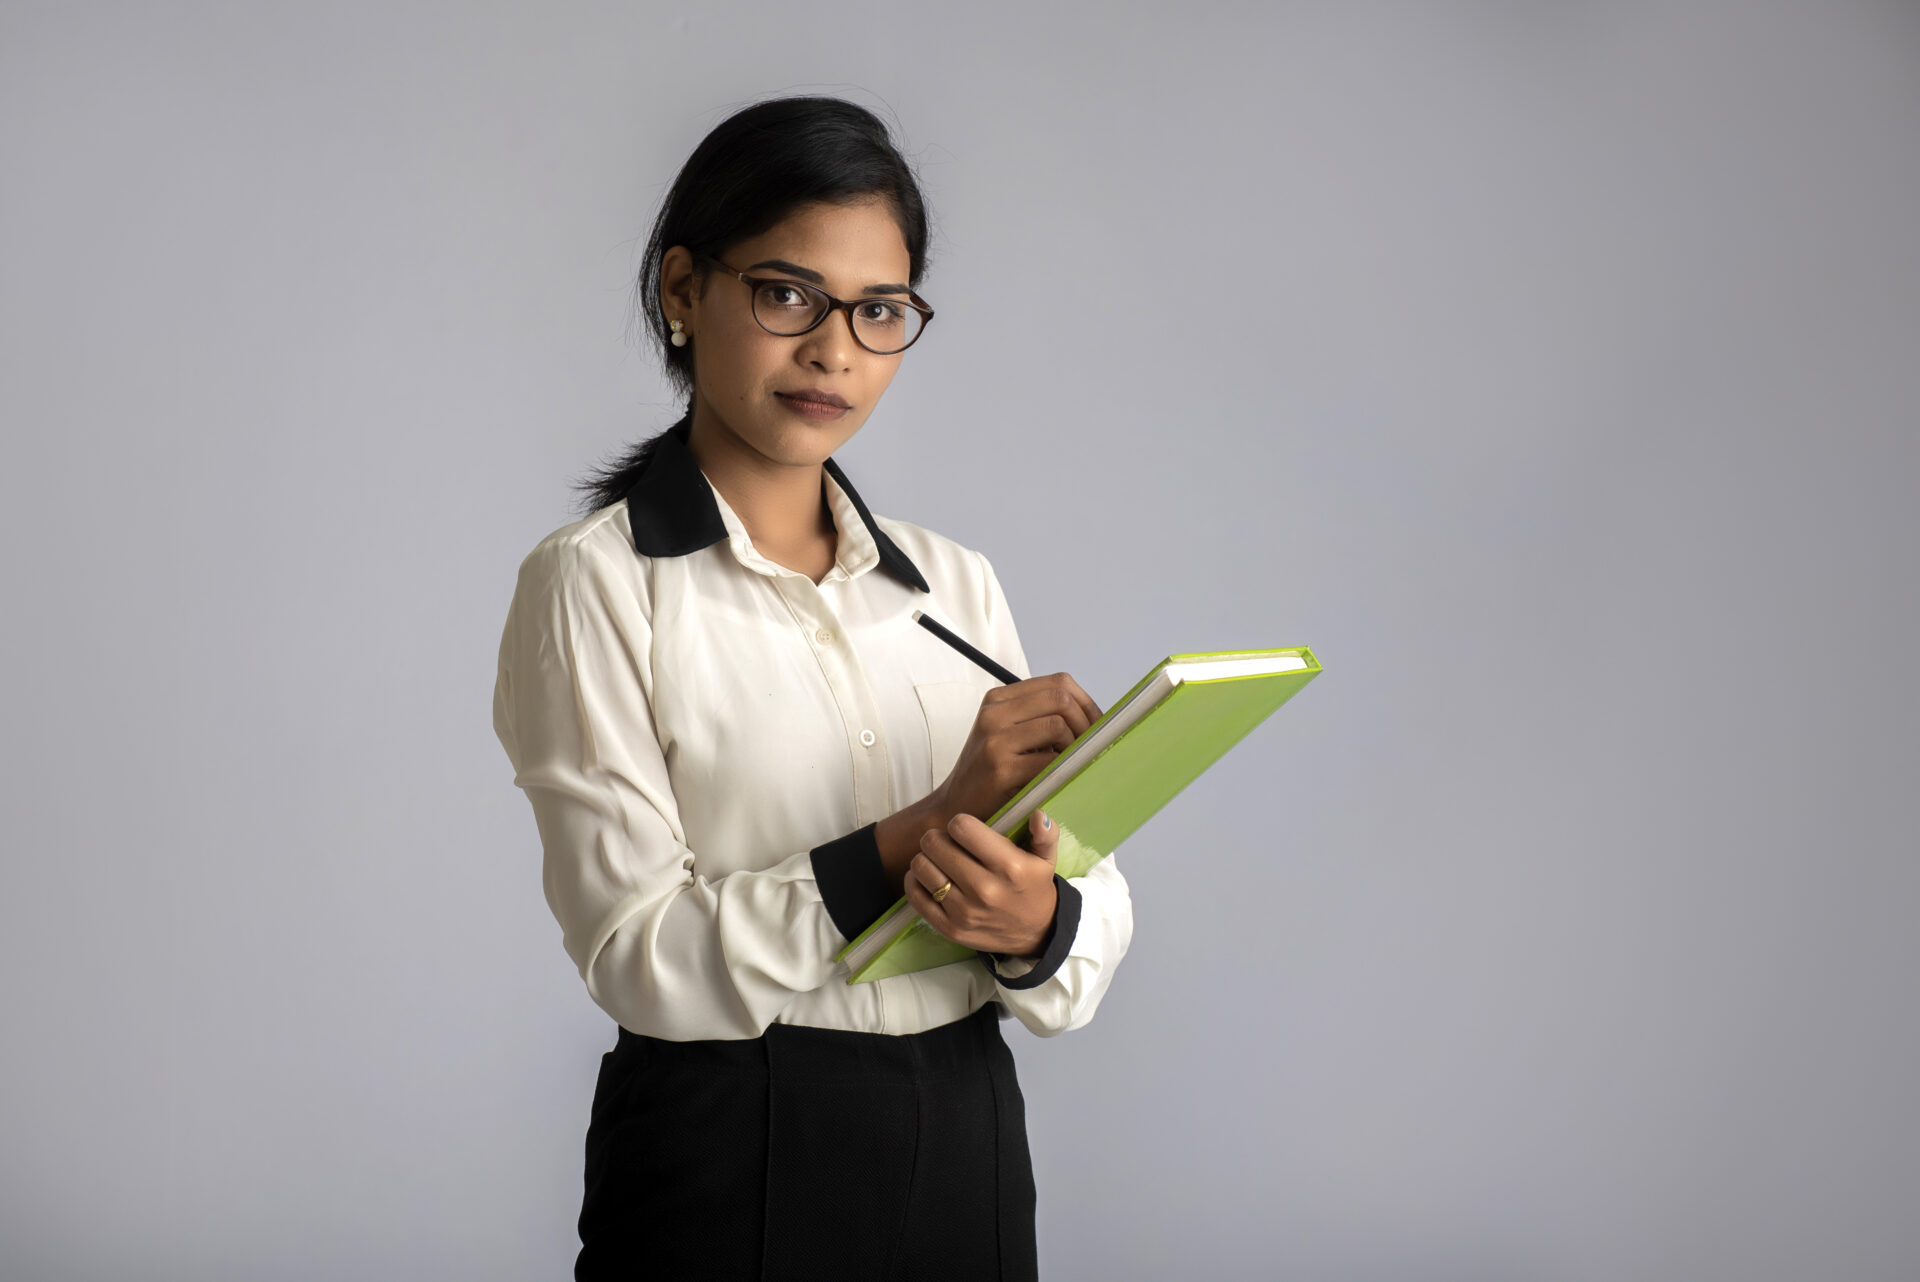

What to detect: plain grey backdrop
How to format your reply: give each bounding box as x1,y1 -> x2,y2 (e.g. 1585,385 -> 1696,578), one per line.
3,2 -> 1915,1278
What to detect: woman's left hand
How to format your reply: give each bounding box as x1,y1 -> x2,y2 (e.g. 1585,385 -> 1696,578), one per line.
904,810 -> 1060,958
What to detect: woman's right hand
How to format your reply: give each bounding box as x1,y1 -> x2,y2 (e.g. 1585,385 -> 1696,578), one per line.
929,673 -> 1104,825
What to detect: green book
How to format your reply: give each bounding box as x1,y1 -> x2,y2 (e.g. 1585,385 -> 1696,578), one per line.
836,646 -> 1322,984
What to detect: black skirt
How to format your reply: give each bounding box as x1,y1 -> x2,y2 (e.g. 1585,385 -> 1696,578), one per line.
576,1001 -> 1039,1281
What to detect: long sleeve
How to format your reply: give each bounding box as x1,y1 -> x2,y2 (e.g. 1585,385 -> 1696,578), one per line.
971,550 -> 1135,1038
491,537 -> 890,1041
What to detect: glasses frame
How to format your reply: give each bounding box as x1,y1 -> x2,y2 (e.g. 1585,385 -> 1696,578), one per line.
698,253 -> 935,355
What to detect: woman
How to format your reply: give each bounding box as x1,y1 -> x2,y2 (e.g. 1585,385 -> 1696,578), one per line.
492,95 -> 1134,1280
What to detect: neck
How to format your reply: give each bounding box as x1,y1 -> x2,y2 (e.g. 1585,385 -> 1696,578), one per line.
683,405 -> 836,552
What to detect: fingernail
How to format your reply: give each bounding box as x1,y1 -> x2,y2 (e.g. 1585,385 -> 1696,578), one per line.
1038,810 -> 1051,829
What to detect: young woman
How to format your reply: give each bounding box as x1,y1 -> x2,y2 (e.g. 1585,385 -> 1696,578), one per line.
492,95 -> 1134,1280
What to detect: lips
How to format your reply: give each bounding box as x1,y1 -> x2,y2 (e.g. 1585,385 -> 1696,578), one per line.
776,388 -> 850,409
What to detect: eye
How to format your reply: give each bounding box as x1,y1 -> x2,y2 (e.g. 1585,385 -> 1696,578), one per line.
857,300 -> 907,325
757,282 -> 815,310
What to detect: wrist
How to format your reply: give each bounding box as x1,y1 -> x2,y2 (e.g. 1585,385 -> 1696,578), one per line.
1000,879 -> 1058,960
875,794 -> 952,894
1024,880 -> 1060,956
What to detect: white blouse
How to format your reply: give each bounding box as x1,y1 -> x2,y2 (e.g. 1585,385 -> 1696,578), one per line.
491,420 -> 1133,1041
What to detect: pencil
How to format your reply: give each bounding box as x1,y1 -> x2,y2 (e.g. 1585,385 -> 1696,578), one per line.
910,609 -> 1020,685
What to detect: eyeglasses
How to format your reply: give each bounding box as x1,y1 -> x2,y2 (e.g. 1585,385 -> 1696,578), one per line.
699,254 -> 934,355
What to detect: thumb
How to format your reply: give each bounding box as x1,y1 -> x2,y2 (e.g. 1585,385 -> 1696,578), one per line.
1028,809 -> 1060,870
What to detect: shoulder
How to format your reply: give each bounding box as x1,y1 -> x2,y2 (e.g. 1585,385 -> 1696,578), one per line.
508,500 -> 650,608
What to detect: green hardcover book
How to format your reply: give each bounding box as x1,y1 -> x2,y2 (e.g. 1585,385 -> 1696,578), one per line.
836,646 -> 1322,984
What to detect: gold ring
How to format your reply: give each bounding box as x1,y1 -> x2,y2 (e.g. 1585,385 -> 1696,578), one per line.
931,879 -> 954,903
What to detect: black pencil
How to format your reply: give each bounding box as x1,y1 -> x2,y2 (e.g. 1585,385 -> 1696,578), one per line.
911,609 -> 1020,685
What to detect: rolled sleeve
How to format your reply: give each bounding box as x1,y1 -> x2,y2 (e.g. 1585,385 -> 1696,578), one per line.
809,822 -> 892,945
988,855 -> 1133,1036
493,537 -> 869,1041
987,874 -> 1081,989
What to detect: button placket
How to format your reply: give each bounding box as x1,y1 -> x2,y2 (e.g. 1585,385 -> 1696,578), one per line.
778,578 -> 893,822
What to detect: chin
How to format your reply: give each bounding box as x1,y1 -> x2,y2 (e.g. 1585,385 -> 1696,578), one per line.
775,414 -> 863,454
735,425 -> 834,469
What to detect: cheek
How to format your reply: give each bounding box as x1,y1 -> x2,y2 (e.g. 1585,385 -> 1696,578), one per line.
697,333 -> 783,403
859,359 -> 904,402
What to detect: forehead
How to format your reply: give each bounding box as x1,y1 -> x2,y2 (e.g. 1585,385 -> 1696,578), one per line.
731,200 -> 910,289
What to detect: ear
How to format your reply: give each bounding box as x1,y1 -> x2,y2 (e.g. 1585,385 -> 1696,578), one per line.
659,245 -> 702,318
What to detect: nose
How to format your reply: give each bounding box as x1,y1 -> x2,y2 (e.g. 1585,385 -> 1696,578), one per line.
795,307 -> 858,371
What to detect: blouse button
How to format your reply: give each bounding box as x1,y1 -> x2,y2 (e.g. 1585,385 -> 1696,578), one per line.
815,627 -> 834,644
860,729 -> 876,747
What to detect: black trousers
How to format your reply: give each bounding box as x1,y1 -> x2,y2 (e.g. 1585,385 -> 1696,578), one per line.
576,1001 -> 1039,1281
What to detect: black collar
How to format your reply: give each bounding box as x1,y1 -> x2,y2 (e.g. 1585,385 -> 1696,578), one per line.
622,417 -> 930,594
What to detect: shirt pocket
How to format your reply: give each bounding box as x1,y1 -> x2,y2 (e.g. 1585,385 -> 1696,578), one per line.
913,680 -> 990,794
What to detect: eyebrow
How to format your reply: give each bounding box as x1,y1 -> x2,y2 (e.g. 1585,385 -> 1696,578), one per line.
743,258 -> 911,296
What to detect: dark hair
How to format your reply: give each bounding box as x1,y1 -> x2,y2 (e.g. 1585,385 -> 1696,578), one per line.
570,95 -> 935,516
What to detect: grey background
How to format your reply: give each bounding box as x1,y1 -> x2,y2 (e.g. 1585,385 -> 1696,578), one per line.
3,2 -> 1915,1278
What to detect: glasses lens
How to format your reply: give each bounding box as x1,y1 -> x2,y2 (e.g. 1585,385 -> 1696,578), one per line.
850,299 -> 925,354
752,281 -> 829,335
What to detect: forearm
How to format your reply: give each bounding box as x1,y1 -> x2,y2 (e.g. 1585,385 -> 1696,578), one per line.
579,846 -> 849,1039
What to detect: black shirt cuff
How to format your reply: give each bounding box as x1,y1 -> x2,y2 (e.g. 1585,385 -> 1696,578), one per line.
809,822 -> 893,944
987,874 -> 1081,990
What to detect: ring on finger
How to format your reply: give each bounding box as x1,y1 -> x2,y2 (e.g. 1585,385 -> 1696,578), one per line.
931,879 -> 954,903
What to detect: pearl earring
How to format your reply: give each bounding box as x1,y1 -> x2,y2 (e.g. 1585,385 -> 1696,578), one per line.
669,318 -> 687,347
